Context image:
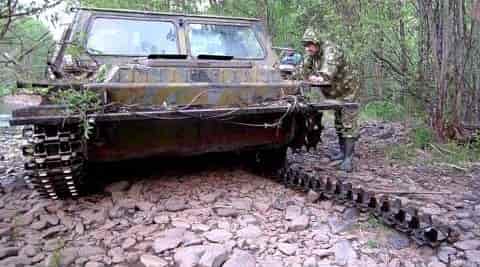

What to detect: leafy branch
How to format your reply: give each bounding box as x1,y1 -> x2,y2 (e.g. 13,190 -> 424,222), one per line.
52,89 -> 101,140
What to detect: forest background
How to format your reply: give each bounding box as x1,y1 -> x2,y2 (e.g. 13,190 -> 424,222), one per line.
1,0 -> 479,166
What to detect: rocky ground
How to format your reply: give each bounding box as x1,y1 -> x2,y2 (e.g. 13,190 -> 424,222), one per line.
0,122 -> 479,267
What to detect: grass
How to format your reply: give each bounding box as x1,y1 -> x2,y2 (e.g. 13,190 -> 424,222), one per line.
360,100 -> 406,122
48,238 -> 65,267
366,239 -> 380,249
386,122 -> 480,169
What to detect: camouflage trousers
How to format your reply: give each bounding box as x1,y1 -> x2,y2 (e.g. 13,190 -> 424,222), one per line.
329,78 -> 359,138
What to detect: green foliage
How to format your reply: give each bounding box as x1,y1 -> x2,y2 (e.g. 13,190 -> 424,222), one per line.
387,121 -> 479,168
366,214 -> 381,229
387,143 -> 417,162
411,124 -> 435,149
0,84 -> 14,96
360,101 -> 406,122
366,239 -> 379,249
0,17 -> 54,90
52,89 -> 101,139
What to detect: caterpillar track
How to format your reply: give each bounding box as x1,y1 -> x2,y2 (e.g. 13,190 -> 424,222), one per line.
21,124 -> 85,200
276,162 -> 459,248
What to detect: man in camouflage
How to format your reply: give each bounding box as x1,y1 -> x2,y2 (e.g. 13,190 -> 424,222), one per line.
299,27 -> 359,172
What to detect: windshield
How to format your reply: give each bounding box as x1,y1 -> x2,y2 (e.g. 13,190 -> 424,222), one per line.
188,24 -> 265,59
86,18 -> 178,56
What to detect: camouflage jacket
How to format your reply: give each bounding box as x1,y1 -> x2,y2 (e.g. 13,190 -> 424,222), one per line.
298,41 -> 357,100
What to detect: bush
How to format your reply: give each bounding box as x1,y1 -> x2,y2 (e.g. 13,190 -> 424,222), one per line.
360,100 -> 406,121
412,126 -> 435,149
0,85 -> 13,96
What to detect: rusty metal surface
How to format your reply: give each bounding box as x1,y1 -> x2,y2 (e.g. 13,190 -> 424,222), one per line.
88,113 -> 292,162
72,7 -> 261,22
10,101 -> 358,126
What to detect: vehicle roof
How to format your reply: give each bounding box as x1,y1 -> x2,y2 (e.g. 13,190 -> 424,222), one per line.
72,7 -> 261,22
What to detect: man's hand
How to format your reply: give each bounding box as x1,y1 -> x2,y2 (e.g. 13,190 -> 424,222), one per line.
308,75 -> 325,83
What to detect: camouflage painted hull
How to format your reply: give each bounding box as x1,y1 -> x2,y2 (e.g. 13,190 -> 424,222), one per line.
10,104 -> 295,162
87,108 -> 293,162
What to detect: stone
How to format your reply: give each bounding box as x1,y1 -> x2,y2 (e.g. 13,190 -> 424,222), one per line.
214,207 -> 240,217
192,224 -> 210,232
260,259 -> 284,267
285,205 -> 302,221
154,215 -> 170,225
61,247 -> 79,265
198,245 -> 229,267
16,213 -> 34,226
140,254 -> 168,267
203,192 -> 223,204
122,238 -> 137,250
172,221 -> 191,229
465,250 -> 480,263
237,225 -> 263,240
303,257 -> 318,267
0,247 -> 18,260
288,215 -> 310,231
136,201 -> 154,212
41,225 -> 66,239
174,246 -> 206,267
0,226 -> 12,237
165,198 -> 188,212
105,181 -> 130,194
343,208 -> 360,221
42,214 -> 60,226
44,239 -> 62,252
0,255 -> 31,267
231,198 -> 253,210
85,261 -> 106,267
153,236 -> 183,253
272,198 -> 286,211
277,243 -> 297,256
312,226 -> 330,243
109,247 -> 126,263
138,225 -> 159,237
306,190 -> 320,203
223,250 -> 256,267
204,229 -> 233,243
457,219 -> 475,231
454,240 -> 480,250
334,240 -> 357,266
31,219 -> 48,230
328,217 -> 355,234
31,253 -> 45,264
238,215 -> 259,226
312,249 -> 333,258
20,245 -> 38,257
427,258 -> 447,267
437,246 -> 457,264
75,222 -> 85,235
45,248 -> 77,267
387,232 -> 410,250
77,246 -> 106,258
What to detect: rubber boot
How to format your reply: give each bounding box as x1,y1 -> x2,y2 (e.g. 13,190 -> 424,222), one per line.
330,134 -> 345,161
339,136 -> 356,172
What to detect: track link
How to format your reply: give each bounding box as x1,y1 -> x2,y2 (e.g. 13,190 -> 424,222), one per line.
278,162 -> 459,247
21,124 -> 85,200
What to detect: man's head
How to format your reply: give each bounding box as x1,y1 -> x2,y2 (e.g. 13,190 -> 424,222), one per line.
304,42 -> 320,56
302,27 -> 322,56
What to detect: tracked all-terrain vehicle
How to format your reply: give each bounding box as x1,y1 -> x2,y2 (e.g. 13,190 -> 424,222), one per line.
10,8 -> 356,199
9,7 -> 459,248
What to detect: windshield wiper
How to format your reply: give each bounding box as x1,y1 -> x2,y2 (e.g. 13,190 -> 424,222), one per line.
147,54 -> 188,59
197,54 -> 234,60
